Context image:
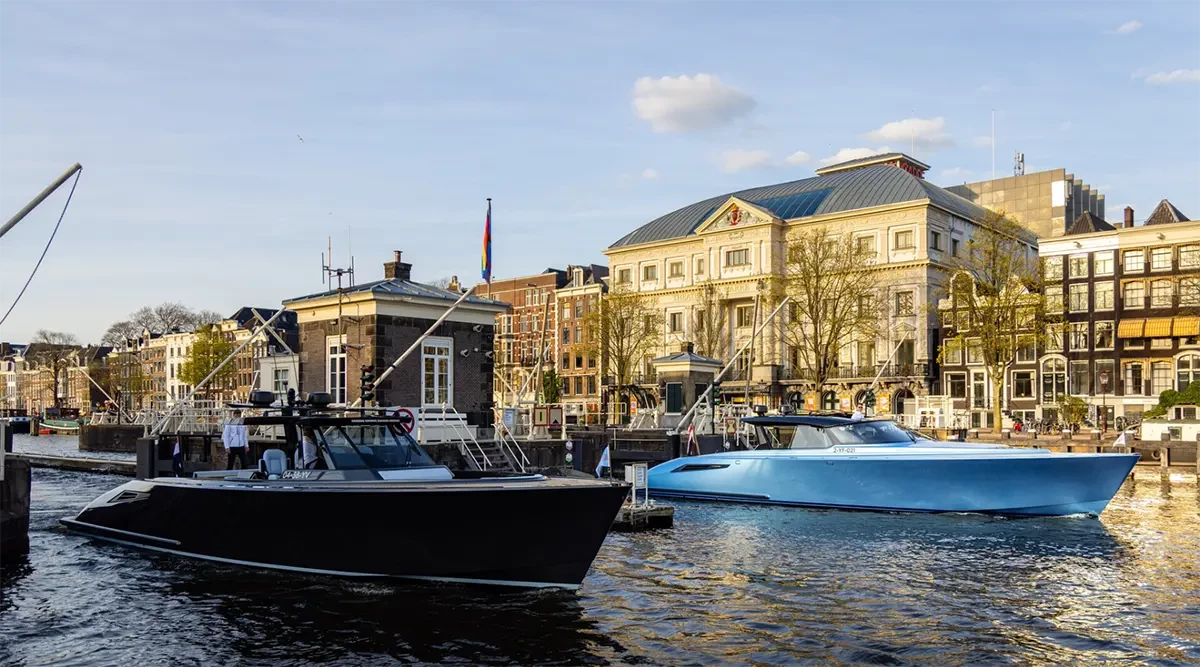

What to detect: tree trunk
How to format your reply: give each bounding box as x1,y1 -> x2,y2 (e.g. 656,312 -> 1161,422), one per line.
991,371 -> 1004,433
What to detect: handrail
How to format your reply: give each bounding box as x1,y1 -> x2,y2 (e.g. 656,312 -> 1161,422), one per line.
440,403 -> 491,470
492,420 -> 530,473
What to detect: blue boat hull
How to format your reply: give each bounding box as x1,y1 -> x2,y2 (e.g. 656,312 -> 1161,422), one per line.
646,453 -> 1140,516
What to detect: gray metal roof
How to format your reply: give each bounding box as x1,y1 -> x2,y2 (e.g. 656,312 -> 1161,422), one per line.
609,164 -> 991,249
813,152 -> 930,175
650,350 -> 722,365
284,279 -> 507,308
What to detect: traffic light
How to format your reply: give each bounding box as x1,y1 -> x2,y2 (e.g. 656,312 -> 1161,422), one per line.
360,365 -> 376,404
863,389 -> 876,408
711,380 -> 722,407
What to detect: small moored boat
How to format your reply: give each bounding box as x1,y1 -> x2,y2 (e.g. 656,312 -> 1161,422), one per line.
648,415 -> 1138,516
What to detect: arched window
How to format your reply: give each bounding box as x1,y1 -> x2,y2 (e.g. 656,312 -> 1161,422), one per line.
821,391 -> 838,411
1041,358 -> 1066,402
1178,354 -> 1200,391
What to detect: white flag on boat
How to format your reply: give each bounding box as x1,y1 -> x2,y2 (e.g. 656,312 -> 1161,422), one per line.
1114,432 -> 1127,447
595,445 -> 610,477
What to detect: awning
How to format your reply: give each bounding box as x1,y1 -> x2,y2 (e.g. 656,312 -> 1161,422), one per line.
1117,319 -> 1145,338
1174,316 -> 1200,337
1145,318 -> 1173,337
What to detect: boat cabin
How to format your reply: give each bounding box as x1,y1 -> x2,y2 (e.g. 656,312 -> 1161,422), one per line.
743,416 -> 924,449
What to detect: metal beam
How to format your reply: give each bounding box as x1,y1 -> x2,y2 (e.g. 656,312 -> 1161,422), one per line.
1,163 -> 83,240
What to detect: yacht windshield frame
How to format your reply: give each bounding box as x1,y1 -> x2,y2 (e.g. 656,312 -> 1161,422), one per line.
317,425 -> 436,470
825,420 -> 914,446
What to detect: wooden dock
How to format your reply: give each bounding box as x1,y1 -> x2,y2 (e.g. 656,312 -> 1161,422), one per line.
7,453 -> 135,476
612,501 -> 675,532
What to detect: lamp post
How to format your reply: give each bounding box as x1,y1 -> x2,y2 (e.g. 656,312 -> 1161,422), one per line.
1099,370 -> 1110,433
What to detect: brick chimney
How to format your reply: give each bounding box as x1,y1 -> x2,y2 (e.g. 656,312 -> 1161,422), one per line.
384,250 -> 412,281
1124,206 -> 1134,229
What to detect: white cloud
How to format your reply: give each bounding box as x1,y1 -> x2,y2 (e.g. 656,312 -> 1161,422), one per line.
819,146 -> 891,166
972,135 -> 993,148
864,116 -> 954,149
720,149 -> 773,173
632,74 -> 756,133
785,150 -> 811,165
1144,69 -> 1200,85
941,167 -> 971,179
1115,20 -> 1142,34
641,168 -> 659,180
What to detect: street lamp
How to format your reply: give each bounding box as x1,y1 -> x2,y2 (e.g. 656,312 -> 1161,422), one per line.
1099,370 -> 1110,433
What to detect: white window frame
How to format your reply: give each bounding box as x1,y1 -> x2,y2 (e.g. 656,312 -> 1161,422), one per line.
1151,247 -> 1172,272
667,260 -> 685,279
1094,281 -> 1114,311
893,229 -> 915,251
1068,253 -> 1089,279
421,336 -> 454,407
1094,321 -> 1114,350
1011,369 -> 1035,399
1123,250 -> 1144,273
641,263 -> 658,283
1069,283 -> 1088,312
725,248 -> 750,267
1093,251 -> 1114,276
273,368 -> 289,395
326,334 -> 347,404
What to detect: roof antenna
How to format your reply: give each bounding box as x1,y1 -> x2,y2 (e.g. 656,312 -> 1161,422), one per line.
991,109 -> 996,180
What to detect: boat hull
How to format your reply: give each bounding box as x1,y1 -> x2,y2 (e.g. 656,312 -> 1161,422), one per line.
647,452 -> 1139,516
63,477 -> 629,589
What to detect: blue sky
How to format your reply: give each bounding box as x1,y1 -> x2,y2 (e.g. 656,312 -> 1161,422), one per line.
1,1 -> 1198,344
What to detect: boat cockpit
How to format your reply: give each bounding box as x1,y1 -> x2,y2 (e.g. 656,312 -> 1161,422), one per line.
746,417 -> 923,450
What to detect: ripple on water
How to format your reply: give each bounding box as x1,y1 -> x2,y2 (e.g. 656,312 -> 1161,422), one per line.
2,470 -> 1198,665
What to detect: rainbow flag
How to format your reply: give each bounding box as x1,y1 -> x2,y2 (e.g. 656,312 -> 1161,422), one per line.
481,199 -> 492,282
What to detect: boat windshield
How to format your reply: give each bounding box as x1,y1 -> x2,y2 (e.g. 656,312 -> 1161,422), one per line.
826,421 -> 913,445
318,426 -> 436,469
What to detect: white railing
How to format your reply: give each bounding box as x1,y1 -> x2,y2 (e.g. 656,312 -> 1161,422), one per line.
492,421 -> 530,473
436,404 -> 494,470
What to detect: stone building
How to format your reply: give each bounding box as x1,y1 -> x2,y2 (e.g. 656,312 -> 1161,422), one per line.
946,168 -> 1104,239
604,152 -> 1036,419
555,264 -> 608,423
472,268 -> 569,408
284,252 -> 507,426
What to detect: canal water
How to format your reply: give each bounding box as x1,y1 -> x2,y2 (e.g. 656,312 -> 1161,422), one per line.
2,437 -> 1198,665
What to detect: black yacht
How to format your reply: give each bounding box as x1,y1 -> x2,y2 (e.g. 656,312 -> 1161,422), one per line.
62,393 -> 629,589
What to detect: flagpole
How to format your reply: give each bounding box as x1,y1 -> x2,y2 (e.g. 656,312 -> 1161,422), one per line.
486,197 -> 492,300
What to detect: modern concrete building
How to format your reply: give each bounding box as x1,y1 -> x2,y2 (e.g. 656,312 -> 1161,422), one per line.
604,152 -> 1035,420
946,169 -> 1104,239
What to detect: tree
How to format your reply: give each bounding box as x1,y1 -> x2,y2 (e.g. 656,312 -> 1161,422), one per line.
101,320 -> 141,346
89,356 -> 146,420
584,285 -> 663,418
192,310 -> 225,328
29,330 -> 80,409
1144,381 -> 1200,419
1058,395 -> 1088,429
178,324 -> 236,398
541,367 -> 562,404
780,226 -> 884,393
938,210 -> 1047,430
693,279 -> 729,360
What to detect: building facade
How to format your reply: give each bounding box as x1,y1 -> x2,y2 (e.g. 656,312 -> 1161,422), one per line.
285,251 -> 507,426
947,168 -> 1104,239
604,153 -> 1031,418
473,269 -> 568,408
554,264 -> 607,423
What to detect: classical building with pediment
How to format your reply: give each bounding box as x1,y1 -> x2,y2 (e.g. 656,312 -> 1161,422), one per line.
604,153 -> 1037,423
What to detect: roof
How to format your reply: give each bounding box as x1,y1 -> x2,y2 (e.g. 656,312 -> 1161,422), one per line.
650,350 -> 721,365
1066,211 -> 1115,236
813,152 -> 930,176
563,264 -> 608,288
226,306 -> 298,330
284,278 -> 505,308
608,164 -> 991,249
1144,199 -> 1190,226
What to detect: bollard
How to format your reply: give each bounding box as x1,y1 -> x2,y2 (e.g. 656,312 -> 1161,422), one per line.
1001,429 -> 1011,440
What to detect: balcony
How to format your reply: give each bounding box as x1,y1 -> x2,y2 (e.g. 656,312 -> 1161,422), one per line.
782,363 -> 932,381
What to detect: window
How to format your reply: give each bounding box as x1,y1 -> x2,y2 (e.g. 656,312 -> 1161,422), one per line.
1175,277 -> 1200,308
855,235 -> 877,256
858,294 -> 876,317
1016,336 -> 1036,362
643,315 -> 654,334
948,373 -> 967,398
666,383 -> 683,413
1152,361 -> 1172,396
1044,256 -> 1063,280
642,264 -> 658,282
1070,361 -> 1090,395
930,230 -> 942,251
326,334 -> 347,403
1151,247 -> 1172,271
1046,324 -> 1063,351
955,309 -> 970,331
1151,338 -> 1173,349
1042,359 -> 1066,402
588,376 -> 596,394
588,356 -> 596,369
668,261 -> 684,278
562,328 -> 570,344
273,369 -> 289,395
1124,338 -> 1145,350
967,340 -> 983,364
894,230 -> 914,250
1124,281 -> 1144,309
1069,322 -> 1089,351
1095,322 -> 1114,349
1123,249 -> 1144,273
894,291 -> 914,316
668,312 -> 683,332
1094,281 -> 1114,310
725,248 -> 750,267
1069,253 -> 1088,278
1069,283 -> 1088,312
1013,371 -> 1034,398
575,355 -> 583,370
1124,363 -> 1144,395
574,327 -> 581,344
858,341 -> 876,367
422,338 -> 452,406
561,353 -> 569,369
575,300 -> 583,318
1046,285 -> 1063,312
1177,354 -> 1200,391
735,305 -> 754,328
951,238 -> 960,257
1095,360 -> 1115,394
973,372 -> 987,408
561,303 -> 571,320
1181,245 -> 1200,269
696,258 -> 706,276
617,268 -> 631,284
1151,280 -> 1173,308
1094,251 -> 1114,276
945,341 -> 963,365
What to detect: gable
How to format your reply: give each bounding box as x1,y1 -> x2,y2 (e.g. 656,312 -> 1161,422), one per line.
693,197 -> 779,235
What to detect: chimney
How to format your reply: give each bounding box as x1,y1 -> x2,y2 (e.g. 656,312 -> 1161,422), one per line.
383,250 -> 412,281
1124,207 -> 1134,229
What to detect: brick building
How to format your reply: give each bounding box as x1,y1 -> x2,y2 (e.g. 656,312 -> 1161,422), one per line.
555,264 -> 608,423
285,251 -> 507,426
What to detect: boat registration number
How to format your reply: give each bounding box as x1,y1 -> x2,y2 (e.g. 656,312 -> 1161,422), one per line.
833,447 -> 857,454
282,470 -> 317,479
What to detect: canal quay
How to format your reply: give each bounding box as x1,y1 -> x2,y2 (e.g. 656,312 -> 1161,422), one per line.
0,436 -> 1195,666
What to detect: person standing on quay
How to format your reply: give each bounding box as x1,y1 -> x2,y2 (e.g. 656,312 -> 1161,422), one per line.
222,410 -> 250,470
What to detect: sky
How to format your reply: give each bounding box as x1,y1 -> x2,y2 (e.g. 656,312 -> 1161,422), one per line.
1,1 -> 1198,344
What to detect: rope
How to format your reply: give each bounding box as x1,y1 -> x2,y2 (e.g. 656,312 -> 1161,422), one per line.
0,169 -> 82,327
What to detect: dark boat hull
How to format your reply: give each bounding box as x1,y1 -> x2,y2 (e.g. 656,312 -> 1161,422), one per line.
63,477 -> 629,589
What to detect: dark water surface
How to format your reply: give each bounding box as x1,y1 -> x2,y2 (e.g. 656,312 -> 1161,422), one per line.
2,461 -> 1197,665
